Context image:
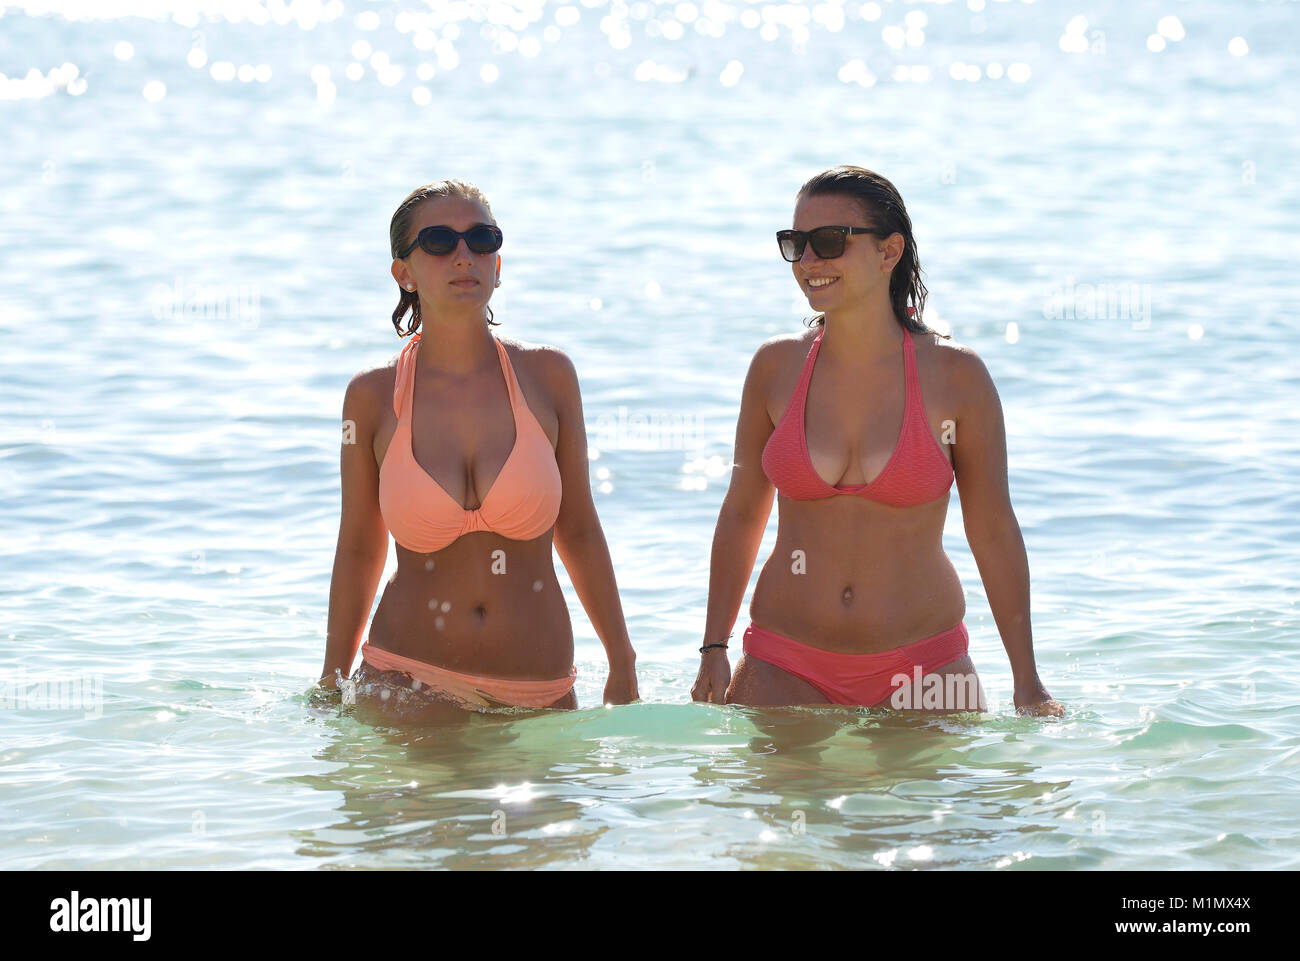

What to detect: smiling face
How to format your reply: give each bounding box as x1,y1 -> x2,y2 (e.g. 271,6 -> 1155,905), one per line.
391,194 -> 501,319
791,192 -> 903,316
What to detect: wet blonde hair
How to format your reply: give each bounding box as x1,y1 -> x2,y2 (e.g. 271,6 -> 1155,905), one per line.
389,179 -> 499,337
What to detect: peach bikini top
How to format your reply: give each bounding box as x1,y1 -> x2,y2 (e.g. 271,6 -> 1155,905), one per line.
378,332 -> 562,553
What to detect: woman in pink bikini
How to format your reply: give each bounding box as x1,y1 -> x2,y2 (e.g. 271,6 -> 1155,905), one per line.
692,166 -> 1063,715
318,180 -> 638,716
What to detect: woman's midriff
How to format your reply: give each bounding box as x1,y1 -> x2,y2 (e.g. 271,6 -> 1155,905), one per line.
366,532 -> 574,679
749,493 -> 965,654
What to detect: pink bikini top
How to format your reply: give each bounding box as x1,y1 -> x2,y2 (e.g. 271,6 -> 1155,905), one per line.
760,325 -> 954,507
378,332 -> 562,553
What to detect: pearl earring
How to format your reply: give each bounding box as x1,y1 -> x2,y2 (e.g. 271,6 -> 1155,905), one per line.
406,285 -> 416,292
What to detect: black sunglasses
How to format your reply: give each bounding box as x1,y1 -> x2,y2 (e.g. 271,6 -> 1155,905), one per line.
776,225 -> 891,262
399,224 -> 503,258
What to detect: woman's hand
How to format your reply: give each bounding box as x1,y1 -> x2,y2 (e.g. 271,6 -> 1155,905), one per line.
306,680 -> 342,707
1014,675 -> 1065,717
603,645 -> 639,705
691,649 -> 732,703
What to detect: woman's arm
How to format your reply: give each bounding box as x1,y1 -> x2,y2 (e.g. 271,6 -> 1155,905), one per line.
950,346 -> 1063,716
691,340 -> 778,702
318,372 -> 390,690
544,348 -> 639,705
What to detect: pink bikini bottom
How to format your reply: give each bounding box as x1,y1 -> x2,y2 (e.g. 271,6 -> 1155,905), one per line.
742,621 -> 970,707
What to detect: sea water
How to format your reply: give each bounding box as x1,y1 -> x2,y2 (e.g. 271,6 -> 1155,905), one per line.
1,0 -> 1298,869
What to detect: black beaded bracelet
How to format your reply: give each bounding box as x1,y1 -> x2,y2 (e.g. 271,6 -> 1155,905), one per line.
699,634 -> 732,654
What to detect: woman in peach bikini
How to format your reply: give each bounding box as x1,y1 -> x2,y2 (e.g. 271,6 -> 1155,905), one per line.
692,166 -> 1062,715
318,180 -> 638,716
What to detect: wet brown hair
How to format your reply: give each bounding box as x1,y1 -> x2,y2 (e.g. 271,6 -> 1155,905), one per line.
797,166 -> 941,337
389,180 -> 500,337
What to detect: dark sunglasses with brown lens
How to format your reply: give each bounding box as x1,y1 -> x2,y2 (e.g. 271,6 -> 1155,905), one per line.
776,225 -> 891,262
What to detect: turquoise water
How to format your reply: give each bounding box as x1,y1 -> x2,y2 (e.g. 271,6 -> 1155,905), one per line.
2,0 -> 1298,869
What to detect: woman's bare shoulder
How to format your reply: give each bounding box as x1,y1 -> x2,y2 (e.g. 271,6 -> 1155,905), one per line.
916,327 -> 981,366
497,332 -> 565,363
495,335 -> 581,416
751,326 -> 818,376
497,334 -> 572,377
759,326 -> 819,351
343,356 -> 399,421
349,360 -> 397,392
915,329 -> 1000,411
